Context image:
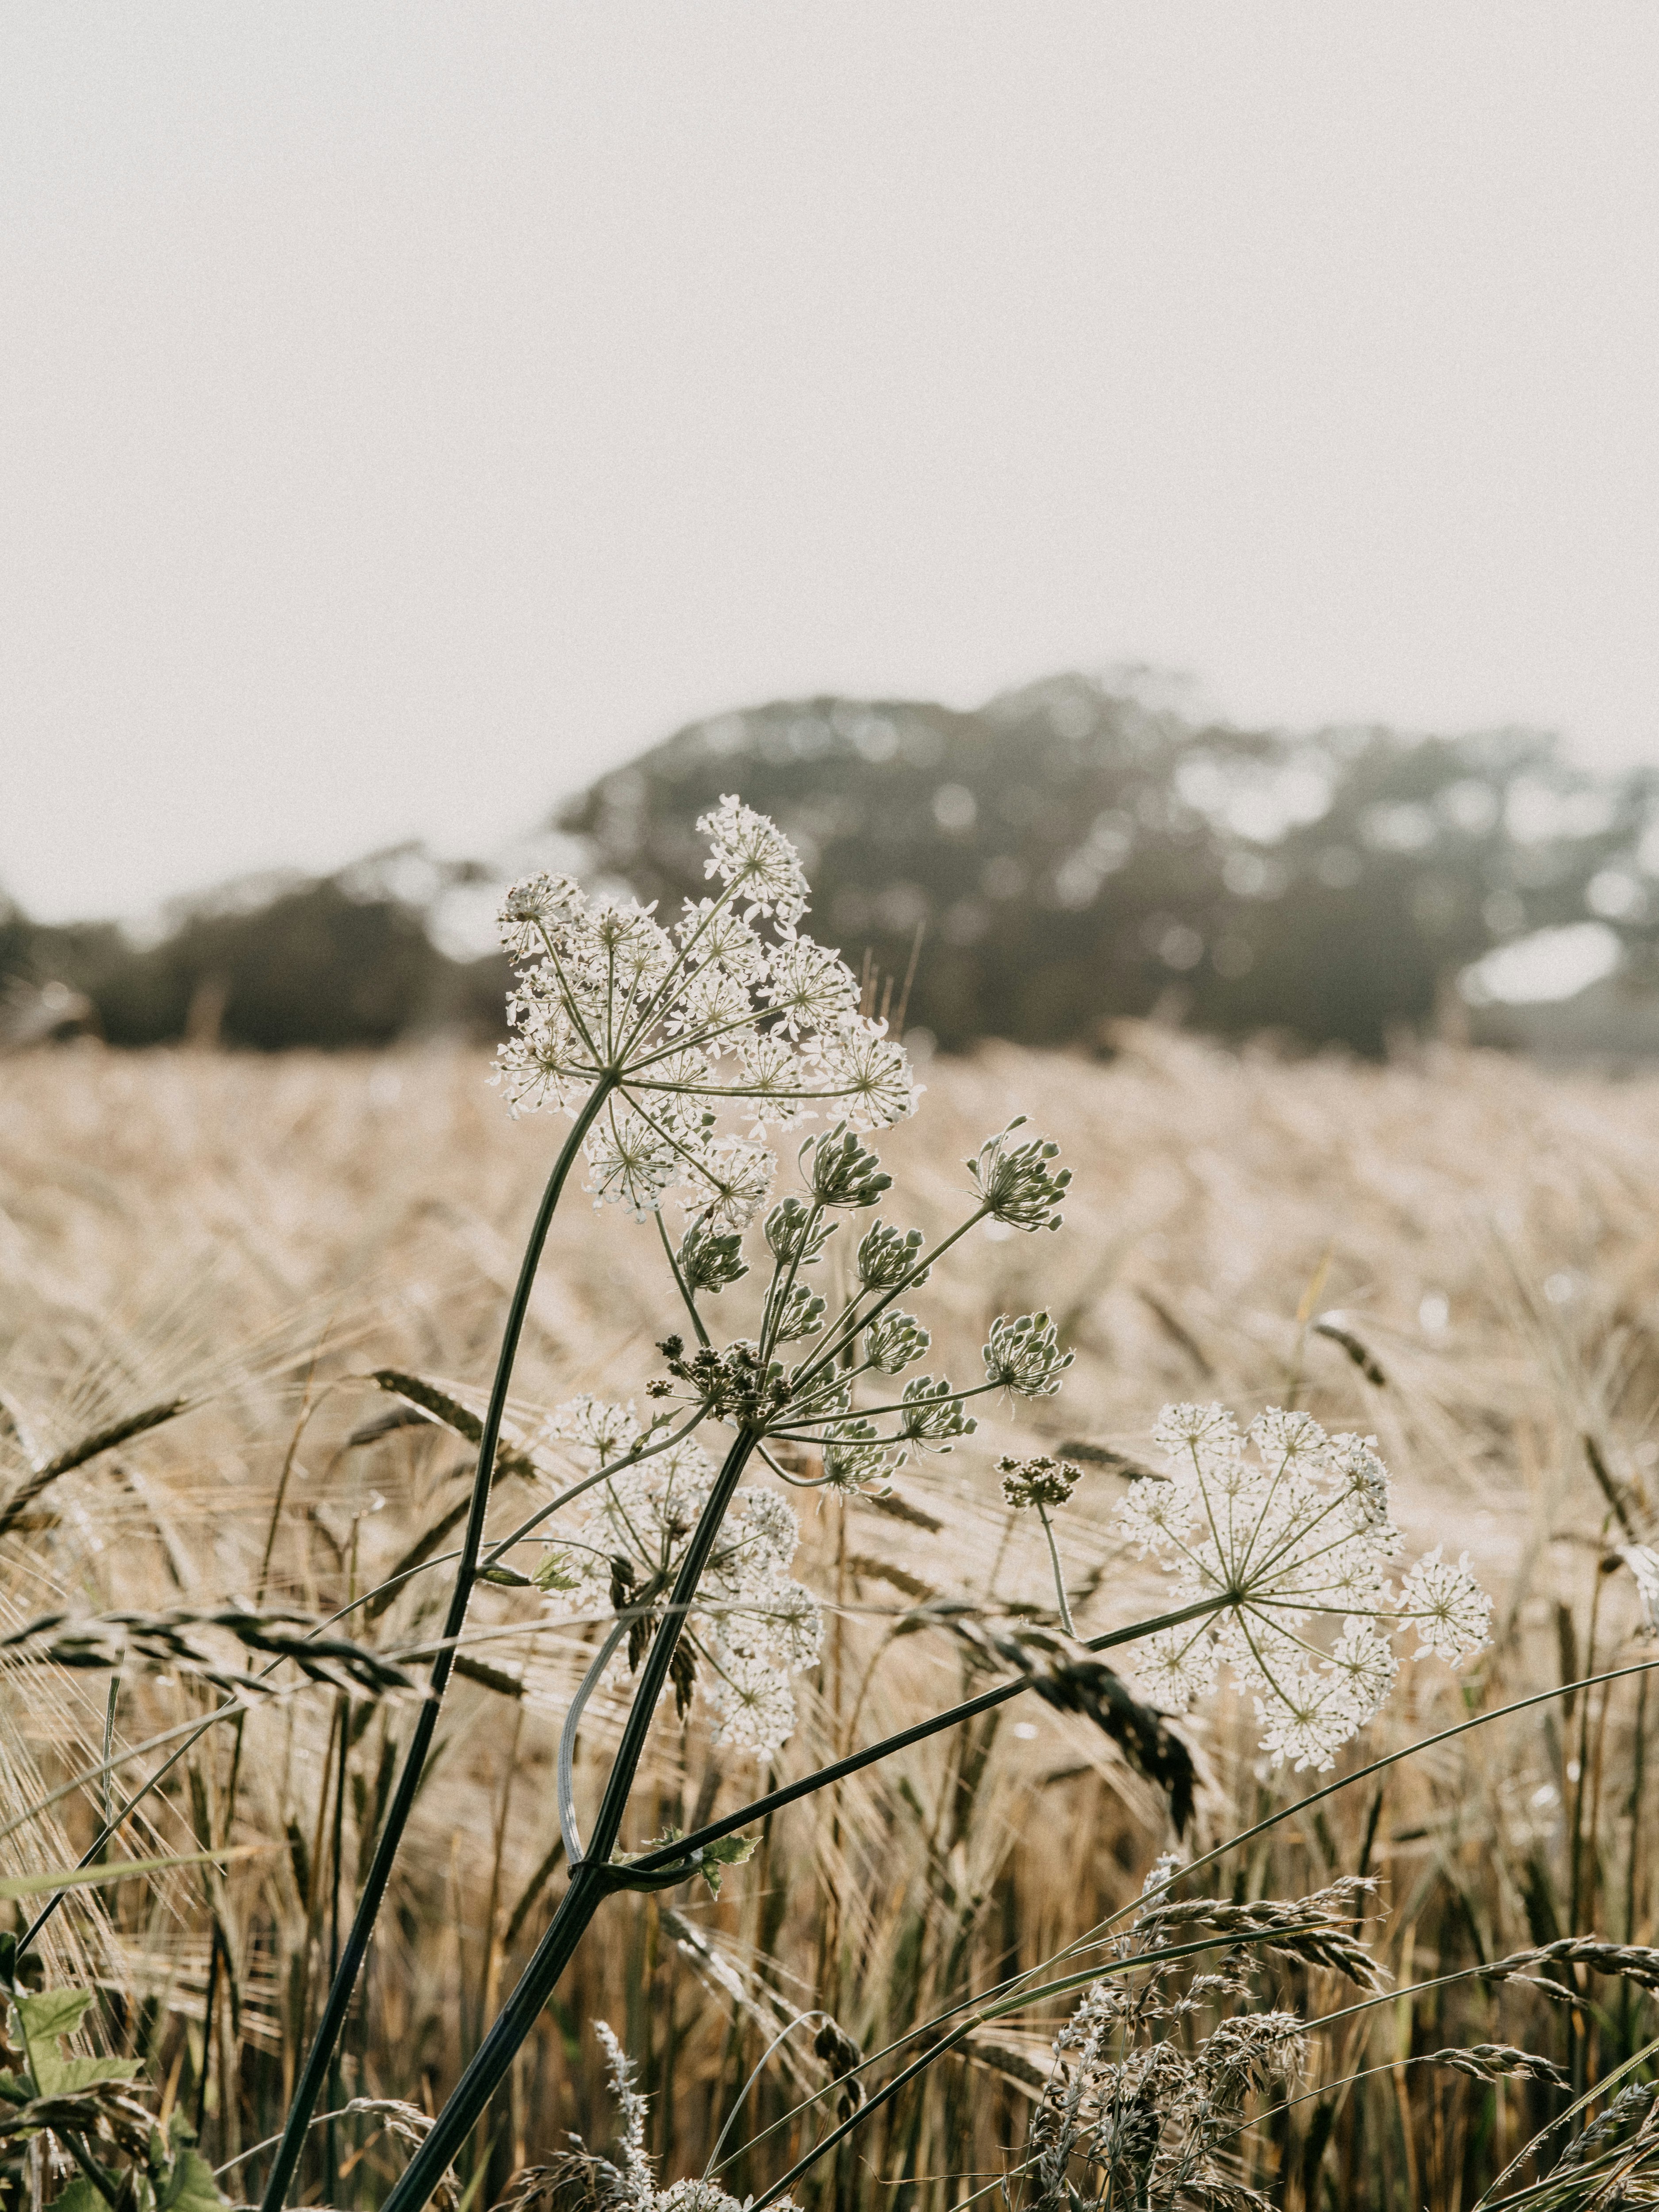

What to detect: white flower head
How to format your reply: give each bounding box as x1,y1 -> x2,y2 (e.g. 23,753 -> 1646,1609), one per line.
545,1395 -> 642,1466
539,1456 -> 820,1756
1124,1402 -> 1490,1771
497,872 -> 584,959
696,793 -> 810,926
584,1107 -> 681,1219
764,935 -> 861,1039
708,1648 -> 799,1759
682,1135 -> 778,1234
493,797 -> 917,1224
676,895 -> 768,984
820,1018 -> 924,1130
1398,1546 -> 1493,1664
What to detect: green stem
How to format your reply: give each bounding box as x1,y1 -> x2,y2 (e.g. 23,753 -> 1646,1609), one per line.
375,1427 -> 759,2212
1035,1504 -> 1074,1635
631,1591 -> 1227,1874
257,1077 -> 615,2212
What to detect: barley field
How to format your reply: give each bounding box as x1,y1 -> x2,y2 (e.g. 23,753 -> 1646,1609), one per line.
4,1028 -> 1659,2212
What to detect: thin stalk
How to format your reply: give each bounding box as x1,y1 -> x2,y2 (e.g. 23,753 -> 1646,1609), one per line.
325,1690 -> 350,2203
630,1591 -> 1228,1872
656,1210 -> 711,1348
1035,1504 -> 1073,1636
374,1428 -> 759,2212
257,1077 -> 614,2212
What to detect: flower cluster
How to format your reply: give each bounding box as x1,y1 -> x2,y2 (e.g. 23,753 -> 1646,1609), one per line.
493,799 -> 921,1230
999,1454 -> 1080,1510
535,1401 -> 822,1760
983,1311 -> 1073,1398
1122,1404 -> 1492,1771
968,1118 -> 1072,1231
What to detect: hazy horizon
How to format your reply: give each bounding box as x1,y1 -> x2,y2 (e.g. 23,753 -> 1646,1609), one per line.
7,5 -> 1657,925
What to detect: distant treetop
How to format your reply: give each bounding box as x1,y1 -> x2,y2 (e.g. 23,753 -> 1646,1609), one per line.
557,675 -> 1657,1057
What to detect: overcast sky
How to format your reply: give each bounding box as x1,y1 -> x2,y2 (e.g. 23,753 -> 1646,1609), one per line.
4,5 -> 1657,923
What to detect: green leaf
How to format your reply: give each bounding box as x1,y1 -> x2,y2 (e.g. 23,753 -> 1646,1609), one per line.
155,2117 -> 229,2212
15,1987 -> 94,2050
531,1550 -> 582,1594
12,1987 -> 138,2100
46,2056 -> 142,2095
45,2178 -> 104,2212
695,1832 -> 757,1898
0,1845 -> 269,1903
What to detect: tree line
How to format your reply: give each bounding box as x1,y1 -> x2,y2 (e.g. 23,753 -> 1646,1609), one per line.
6,675 -> 1655,1055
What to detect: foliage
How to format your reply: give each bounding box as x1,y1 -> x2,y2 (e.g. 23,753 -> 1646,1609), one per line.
8,676 -> 1659,1059
559,676 -> 1659,1056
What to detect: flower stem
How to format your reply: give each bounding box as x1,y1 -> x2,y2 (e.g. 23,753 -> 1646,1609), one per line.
258,1076 -> 615,2212
1036,1503 -> 1074,1635
633,1591 -> 1229,1874
374,1425 -> 760,2212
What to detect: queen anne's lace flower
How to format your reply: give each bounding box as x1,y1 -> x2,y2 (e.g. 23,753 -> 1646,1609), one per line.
819,1019 -> 923,1129
1399,1545 -> 1495,1663
492,799 -> 919,1221
764,935 -> 861,1037
536,1412 -> 821,1761
584,1107 -> 683,1220
983,1310 -> 1073,1398
699,793 -> 810,926
1122,1403 -> 1490,1771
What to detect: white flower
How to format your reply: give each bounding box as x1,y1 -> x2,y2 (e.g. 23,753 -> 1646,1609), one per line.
1327,1618 -> 1398,1720
537,1438 -> 820,1756
545,1395 -> 642,1465
1255,1668 -> 1357,1774
584,1107 -> 682,1219
697,793 -> 810,926
675,896 -> 767,984
1618,1543 -> 1659,1637
681,1135 -> 777,1233
1123,1402 -> 1488,1771
820,1019 -> 923,1129
1398,1546 -> 1493,1664
497,872 -> 584,959
708,1648 -> 798,1759
733,1030 -> 814,1130
1137,1625 -> 1221,1710
764,935 -> 861,1037
492,799 -> 918,1227
711,1571 -> 824,1672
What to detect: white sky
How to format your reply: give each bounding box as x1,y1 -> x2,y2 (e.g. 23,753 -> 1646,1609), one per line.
4,4 -> 1657,923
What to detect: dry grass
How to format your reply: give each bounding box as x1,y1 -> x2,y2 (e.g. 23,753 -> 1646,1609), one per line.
4,1027 -> 1659,2211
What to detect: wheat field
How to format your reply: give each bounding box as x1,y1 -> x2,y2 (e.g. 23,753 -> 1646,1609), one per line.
4,1028 -> 1659,2212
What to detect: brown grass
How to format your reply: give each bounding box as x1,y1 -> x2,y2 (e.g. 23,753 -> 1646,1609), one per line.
4,1027 -> 1659,2210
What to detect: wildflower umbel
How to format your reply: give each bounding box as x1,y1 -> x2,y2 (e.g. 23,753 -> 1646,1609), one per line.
493,798 -> 921,1228
530,1111 -> 1080,1747
535,1407 -> 822,1762
1122,1404 -> 1492,1771
999,1455 -> 1080,1509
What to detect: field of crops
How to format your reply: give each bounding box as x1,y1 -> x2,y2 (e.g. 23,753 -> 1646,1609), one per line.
4,1029 -> 1659,2211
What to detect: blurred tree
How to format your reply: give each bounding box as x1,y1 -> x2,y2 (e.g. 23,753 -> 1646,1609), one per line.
6,677 -> 1654,1055
1,868 -> 509,1051
558,678 -> 1658,1056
